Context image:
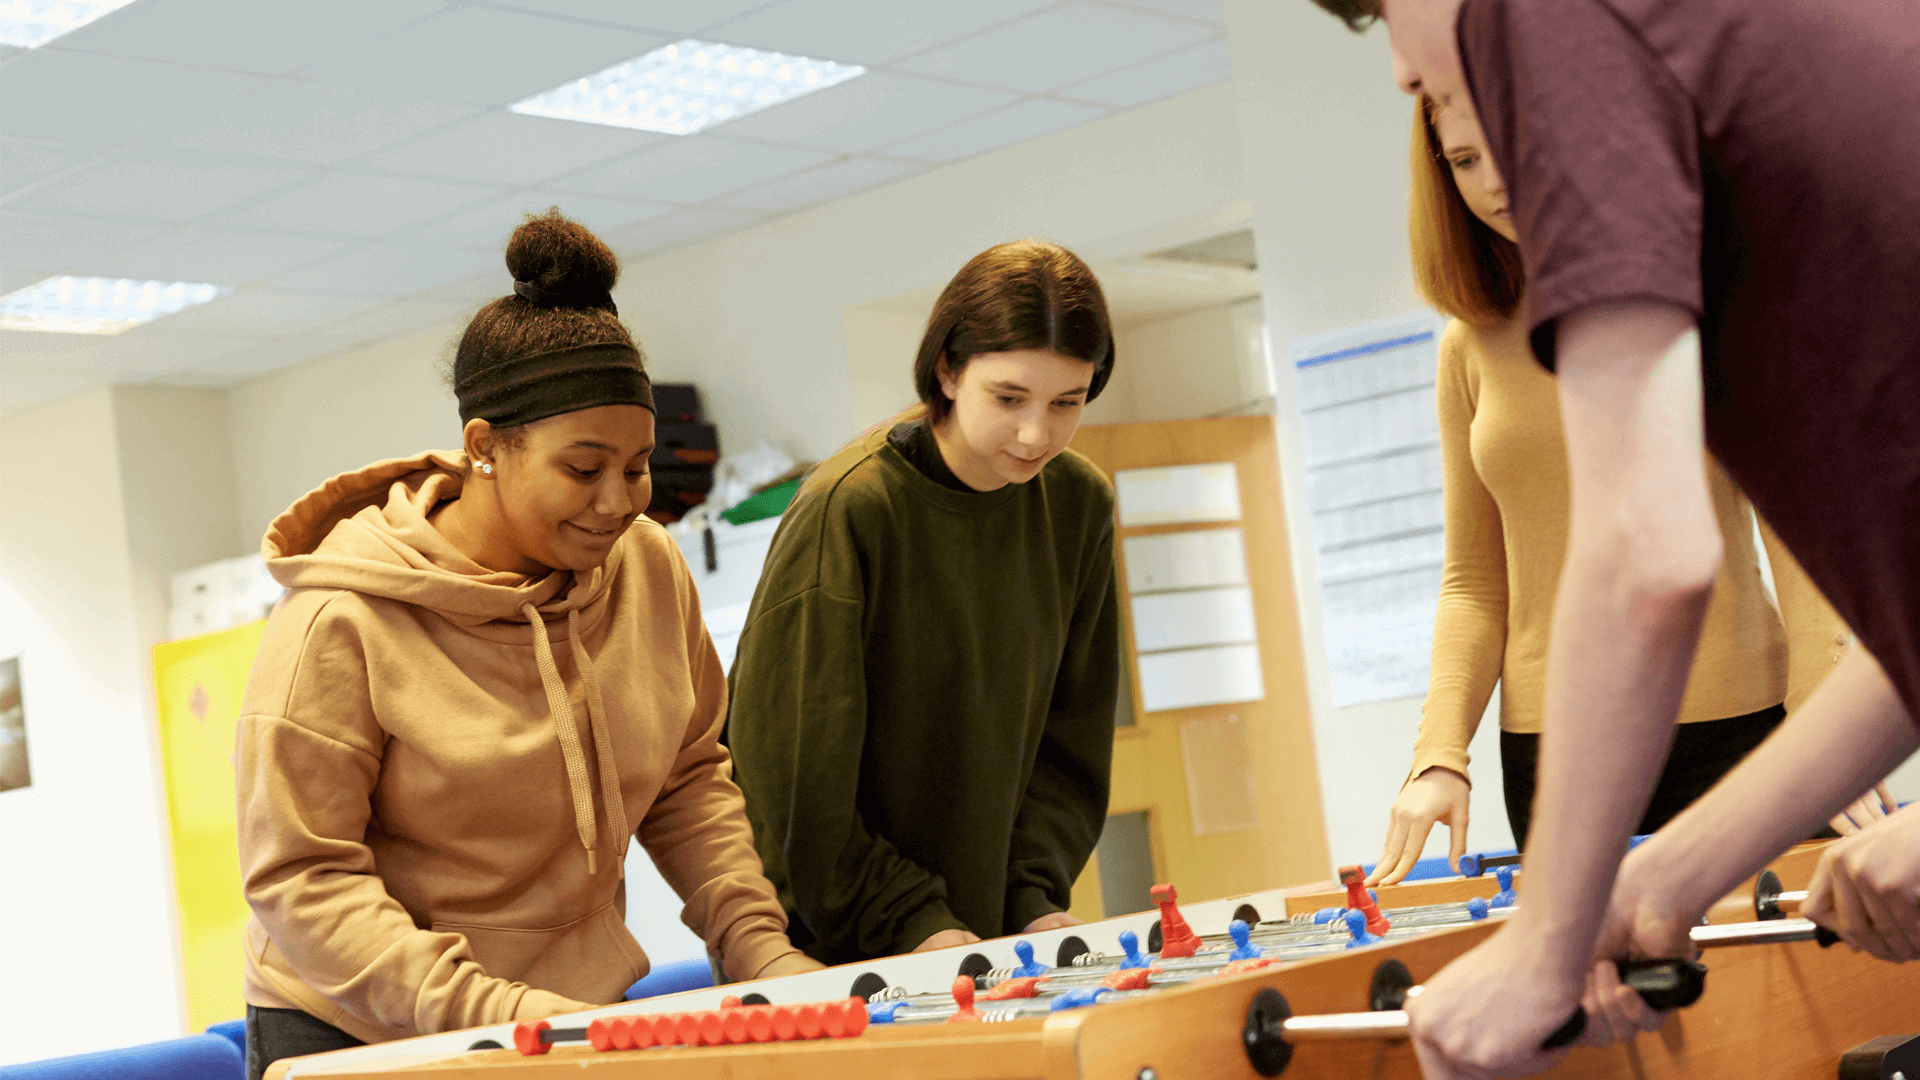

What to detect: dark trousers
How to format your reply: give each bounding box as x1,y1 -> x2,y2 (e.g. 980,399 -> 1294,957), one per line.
1500,703 -> 1787,851
246,1005 -> 363,1080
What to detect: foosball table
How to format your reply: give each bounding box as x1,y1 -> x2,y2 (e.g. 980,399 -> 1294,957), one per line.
268,841 -> 1919,1080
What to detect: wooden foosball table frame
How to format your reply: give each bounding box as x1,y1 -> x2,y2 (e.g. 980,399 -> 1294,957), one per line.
271,842 -> 1919,1080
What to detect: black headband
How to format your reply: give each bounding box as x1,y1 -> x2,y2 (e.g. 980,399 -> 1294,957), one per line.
514,279 -> 618,315
456,342 -> 654,429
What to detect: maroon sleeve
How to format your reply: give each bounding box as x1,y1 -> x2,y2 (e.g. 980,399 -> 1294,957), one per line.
1458,0 -> 1703,369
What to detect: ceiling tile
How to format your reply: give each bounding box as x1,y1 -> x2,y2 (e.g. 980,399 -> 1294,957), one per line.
1,267 -> 46,294
707,0 -> 1057,66
67,227 -> 352,285
407,268 -> 502,305
176,333 -> 366,381
151,290 -> 380,335
0,368 -> 94,416
489,0 -> 779,34
310,296 -> 472,344
218,173 -> 501,237
1057,37 -> 1230,107
714,72 -> 1015,154
9,327 -> 267,378
718,157 -> 921,212
0,49 -> 267,144
357,110 -> 664,186
406,191 -> 674,250
1,136 -> 113,197
883,99 -> 1108,162
5,151 -> 314,222
51,0 -> 450,76
1,212 -> 168,275
601,207 -> 762,257
547,135 -> 830,203
295,7 -> 667,106
1107,0 -> 1226,23
260,243 -> 502,297
154,80 -> 483,165
0,328 -> 95,369
894,2 -> 1217,93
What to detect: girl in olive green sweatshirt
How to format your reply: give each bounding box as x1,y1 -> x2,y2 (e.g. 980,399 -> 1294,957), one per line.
726,241 -> 1123,965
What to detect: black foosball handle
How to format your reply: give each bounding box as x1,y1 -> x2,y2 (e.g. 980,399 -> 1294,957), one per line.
1541,956 -> 1709,1049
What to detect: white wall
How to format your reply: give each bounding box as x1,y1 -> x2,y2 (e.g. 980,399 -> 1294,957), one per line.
227,323 -> 459,553
115,387 -> 243,646
1111,302 -> 1252,424
0,389 -> 186,1061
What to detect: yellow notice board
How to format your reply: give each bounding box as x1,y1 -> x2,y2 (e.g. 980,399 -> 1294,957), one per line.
153,620 -> 266,1032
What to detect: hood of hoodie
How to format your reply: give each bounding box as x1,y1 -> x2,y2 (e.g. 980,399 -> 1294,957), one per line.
263,450 -> 619,628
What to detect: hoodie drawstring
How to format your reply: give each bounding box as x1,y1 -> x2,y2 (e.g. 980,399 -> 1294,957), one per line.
523,603 -> 624,876
568,608 -> 630,873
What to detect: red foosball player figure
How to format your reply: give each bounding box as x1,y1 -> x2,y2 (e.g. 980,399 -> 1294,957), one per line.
1339,865 -> 1391,936
1150,883 -> 1202,958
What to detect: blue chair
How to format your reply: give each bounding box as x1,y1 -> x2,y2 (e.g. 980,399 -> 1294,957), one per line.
624,957 -> 715,1000
0,1033 -> 243,1080
204,1020 -> 246,1055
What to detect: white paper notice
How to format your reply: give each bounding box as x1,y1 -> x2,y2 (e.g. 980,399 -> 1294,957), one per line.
1137,643 -> 1265,712
1122,528 -> 1248,593
1130,587 -> 1258,653
1114,463 -> 1241,527
1289,310 -> 1447,707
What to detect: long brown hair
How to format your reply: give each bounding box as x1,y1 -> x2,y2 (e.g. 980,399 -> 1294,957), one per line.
913,239 -> 1115,425
1409,96 -> 1525,325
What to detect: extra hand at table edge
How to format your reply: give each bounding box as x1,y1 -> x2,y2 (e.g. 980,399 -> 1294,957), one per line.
1826,781 -> 1895,836
1023,911 -> 1084,934
913,927 -> 983,953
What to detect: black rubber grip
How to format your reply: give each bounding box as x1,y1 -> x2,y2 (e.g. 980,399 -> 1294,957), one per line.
1618,957 -> 1708,1010
1542,957 -> 1708,1051
1542,1010 -> 1586,1049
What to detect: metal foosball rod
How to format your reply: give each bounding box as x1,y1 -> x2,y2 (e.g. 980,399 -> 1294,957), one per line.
1241,917 -> 1841,1075
1752,868 -> 1810,921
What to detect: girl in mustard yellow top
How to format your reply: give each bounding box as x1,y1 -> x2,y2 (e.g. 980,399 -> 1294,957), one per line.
1369,97 -> 1893,883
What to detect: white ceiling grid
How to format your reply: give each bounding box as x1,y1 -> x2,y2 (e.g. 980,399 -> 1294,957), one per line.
0,0 -> 1231,414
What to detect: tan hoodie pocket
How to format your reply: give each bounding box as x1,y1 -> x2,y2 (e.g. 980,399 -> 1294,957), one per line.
433,900 -> 650,1006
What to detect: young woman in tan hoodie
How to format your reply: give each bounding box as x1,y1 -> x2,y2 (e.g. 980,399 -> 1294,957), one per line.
235,212 -> 817,1079
1367,97 -> 1894,885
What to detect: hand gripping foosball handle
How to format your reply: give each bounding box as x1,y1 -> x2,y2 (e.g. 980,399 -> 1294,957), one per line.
1244,958 -> 1710,1073
1541,957 -> 1709,1049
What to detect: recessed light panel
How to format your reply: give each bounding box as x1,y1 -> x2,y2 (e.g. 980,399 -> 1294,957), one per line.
510,39 -> 865,136
1,0 -> 142,49
0,275 -> 231,335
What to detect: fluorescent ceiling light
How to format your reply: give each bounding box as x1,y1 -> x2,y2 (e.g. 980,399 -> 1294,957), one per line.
510,39 -> 865,136
0,275 -> 231,335
0,0 -> 142,48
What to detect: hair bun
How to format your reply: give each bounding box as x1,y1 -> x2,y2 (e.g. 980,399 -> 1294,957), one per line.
504,208 -> 619,308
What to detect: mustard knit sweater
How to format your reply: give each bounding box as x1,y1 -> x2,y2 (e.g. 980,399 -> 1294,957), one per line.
1407,317 -> 1848,784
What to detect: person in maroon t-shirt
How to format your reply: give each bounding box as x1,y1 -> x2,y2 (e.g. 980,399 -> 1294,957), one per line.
1303,0 -> 1920,1076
